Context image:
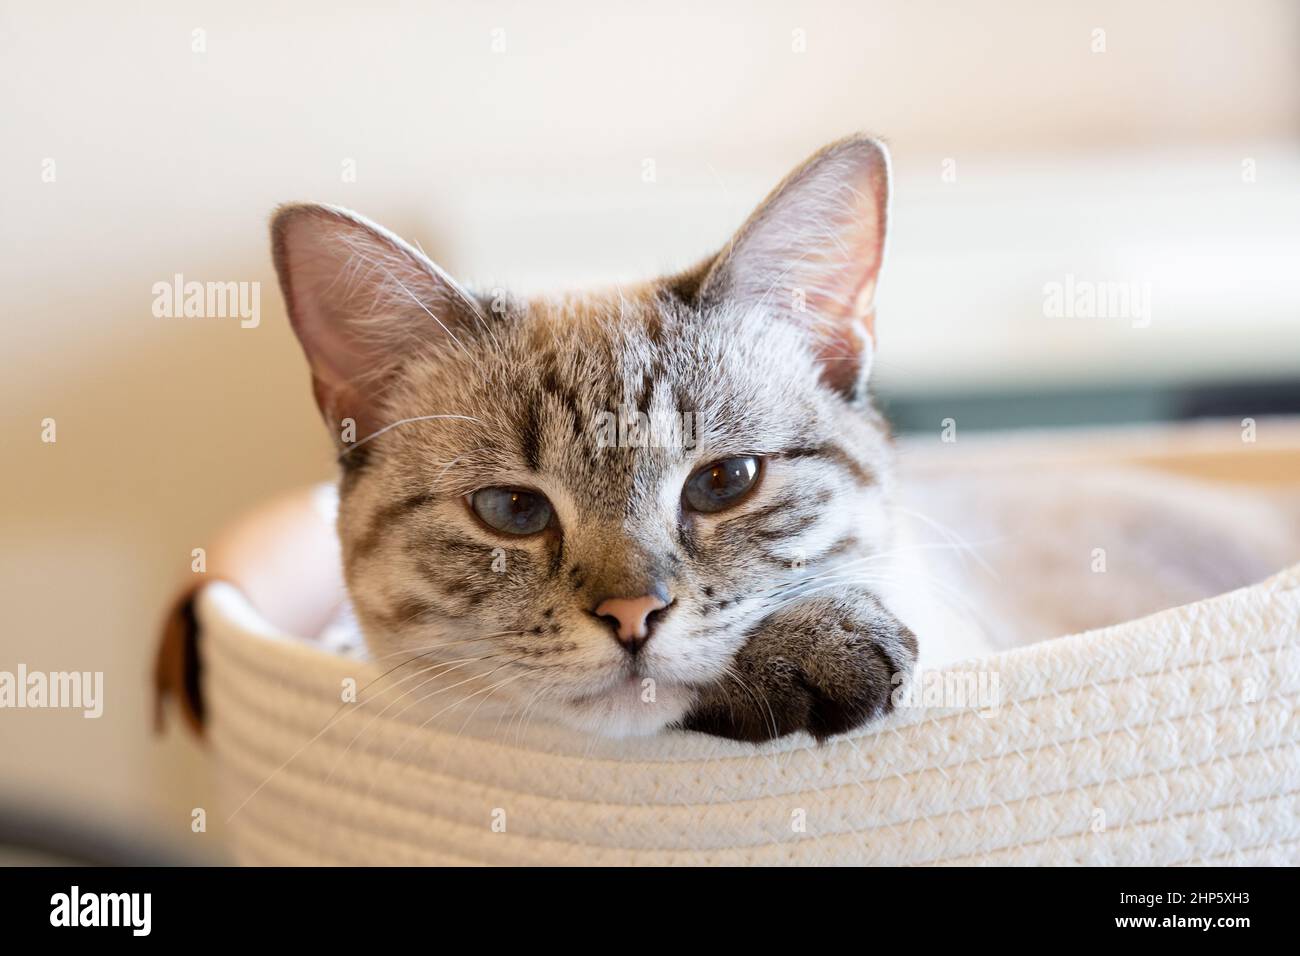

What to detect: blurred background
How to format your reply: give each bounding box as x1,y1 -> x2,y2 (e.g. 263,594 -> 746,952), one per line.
1,1 -> 1297,862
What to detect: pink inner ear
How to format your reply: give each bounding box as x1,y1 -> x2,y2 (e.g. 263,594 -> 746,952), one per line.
709,137 -> 889,396
703,138 -> 886,291
815,314 -> 875,396
799,152 -> 887,326
276,213 -> 374,387
271,204 -> 469,441
274,214 -> 383,436
803,205 -> 881,394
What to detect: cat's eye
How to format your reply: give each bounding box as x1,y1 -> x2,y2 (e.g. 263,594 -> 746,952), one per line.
683,456 -> 761,513
470,487 -> 554,535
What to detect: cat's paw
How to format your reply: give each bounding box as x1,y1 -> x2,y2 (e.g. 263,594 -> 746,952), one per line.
680,589 -> 916,743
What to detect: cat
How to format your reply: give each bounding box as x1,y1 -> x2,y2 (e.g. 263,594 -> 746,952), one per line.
270,135 -> 921,743
268,135 -> 1298,745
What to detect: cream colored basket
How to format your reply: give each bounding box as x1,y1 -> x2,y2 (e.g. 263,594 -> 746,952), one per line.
198,422 -> 1300,865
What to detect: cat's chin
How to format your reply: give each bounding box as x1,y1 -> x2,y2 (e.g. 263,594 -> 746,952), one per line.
550,679 -> 696,739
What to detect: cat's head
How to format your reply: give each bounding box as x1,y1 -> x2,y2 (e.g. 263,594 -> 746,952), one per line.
271,136 -> 896,737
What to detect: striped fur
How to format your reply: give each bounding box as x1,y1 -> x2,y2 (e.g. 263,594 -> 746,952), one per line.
272,136 -> 916,741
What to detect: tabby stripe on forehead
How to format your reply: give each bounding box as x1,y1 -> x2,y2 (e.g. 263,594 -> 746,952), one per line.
520,401 -> 542,471
541,365 -> 585,439
636,363 -> 659,417
645,309 -> 664,346
673,385 -> 695,424
783,445 -> 874,486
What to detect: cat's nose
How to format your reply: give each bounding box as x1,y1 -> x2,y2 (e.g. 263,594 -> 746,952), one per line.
593,584 -> 672,654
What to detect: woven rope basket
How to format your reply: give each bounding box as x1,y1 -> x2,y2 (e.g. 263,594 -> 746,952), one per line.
200,560 -> 1300,865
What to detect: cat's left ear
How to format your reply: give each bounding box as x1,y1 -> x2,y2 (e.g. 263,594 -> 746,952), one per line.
698,135 -> 890,398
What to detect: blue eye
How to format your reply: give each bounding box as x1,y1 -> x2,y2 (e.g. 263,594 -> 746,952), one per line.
470,488 -> 554,535
683,456 -> 761,513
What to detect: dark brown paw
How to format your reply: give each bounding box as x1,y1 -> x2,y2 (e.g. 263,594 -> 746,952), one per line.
680,591 -> 916,743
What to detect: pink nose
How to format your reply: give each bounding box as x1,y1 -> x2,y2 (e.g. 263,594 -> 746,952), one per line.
594,590 -> 671,651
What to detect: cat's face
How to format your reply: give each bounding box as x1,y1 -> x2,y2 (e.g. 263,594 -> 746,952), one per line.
273,136 -> 895,737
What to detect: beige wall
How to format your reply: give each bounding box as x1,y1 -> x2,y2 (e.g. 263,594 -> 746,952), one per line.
1,1 -> 1297,857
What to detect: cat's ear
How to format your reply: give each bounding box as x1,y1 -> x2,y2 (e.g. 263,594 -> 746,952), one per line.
698,135 -> 890,398
270,203 -> 480,442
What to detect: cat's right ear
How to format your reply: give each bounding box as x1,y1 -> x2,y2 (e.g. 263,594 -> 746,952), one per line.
270,203 -> 479,443
696,136 -> 890,400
